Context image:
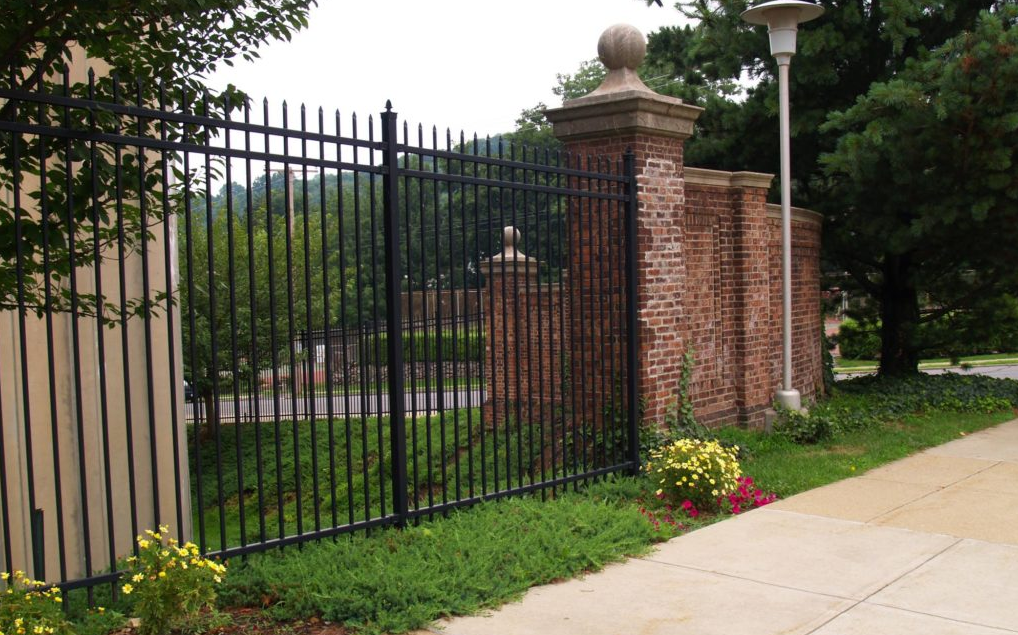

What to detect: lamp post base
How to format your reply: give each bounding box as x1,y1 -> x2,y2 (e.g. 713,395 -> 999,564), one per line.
775,388 -> 802,411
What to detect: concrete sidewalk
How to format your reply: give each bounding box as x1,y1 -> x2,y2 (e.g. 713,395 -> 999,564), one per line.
417,418 -> 1018,635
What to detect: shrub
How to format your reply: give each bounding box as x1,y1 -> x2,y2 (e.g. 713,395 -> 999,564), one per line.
772,408 -> 833,444
0,571 -> 72,635
836,318 -> 881,360
120,526 -> 228,635
361,327 -> 483,364
645,438 -> 742,511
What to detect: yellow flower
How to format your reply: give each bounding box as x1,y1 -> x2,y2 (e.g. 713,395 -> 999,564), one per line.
98,607 -> 106,614
0,572 -> 8,580
213,575 -> 222,584
158,571 -> 166,578
138,539 -> 151,550
53,596 -> 62,603
181,562 -> 188,570
122,583 -> 134,595
132,573 -> 143,583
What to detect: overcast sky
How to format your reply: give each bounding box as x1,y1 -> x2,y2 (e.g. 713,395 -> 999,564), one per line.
206,0 -> 687,138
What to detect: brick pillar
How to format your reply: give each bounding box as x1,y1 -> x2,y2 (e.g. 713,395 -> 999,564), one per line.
480,227 -> 541,427
730,173 -> 775,427
544,25 -> 703,428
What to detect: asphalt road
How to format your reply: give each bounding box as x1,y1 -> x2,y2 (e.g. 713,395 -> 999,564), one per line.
185,388 -> 486,423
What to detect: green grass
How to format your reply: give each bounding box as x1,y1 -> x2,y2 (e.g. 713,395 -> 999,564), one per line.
716,409 -> 1014,498
190,409 -> 623,552
835,351 -> 1018,372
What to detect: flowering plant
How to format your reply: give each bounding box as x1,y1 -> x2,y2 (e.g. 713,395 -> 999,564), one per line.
0,571 -> 71,635
645,438 -> 741,511
637,503 -> 686,539
718,476 -> 777,514
121,526 -> 228,635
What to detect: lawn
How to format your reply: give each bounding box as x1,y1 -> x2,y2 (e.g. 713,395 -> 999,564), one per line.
188,407 -> 626,553
189,409 -> 544,553
835,351 -> 1018,372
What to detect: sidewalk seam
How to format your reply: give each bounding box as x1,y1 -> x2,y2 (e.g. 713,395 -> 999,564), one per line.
863,460 -> 1002,524
800,537 -> 962,635
861,600 -> 1018,634
638,556 -> 856,603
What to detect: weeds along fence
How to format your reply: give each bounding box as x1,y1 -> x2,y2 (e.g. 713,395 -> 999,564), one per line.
0,69 -> 639,596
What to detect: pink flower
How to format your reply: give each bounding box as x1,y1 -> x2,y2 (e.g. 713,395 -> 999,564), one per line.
681,500 -> 693,510
690,509 -> 699,518
732,505 -> 742,514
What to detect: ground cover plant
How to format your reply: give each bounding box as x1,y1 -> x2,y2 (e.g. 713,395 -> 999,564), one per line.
219,481 -> 666,635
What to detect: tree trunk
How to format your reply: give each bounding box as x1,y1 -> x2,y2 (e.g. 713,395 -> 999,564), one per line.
200,389 -> 218,441
878,254 -> 921,376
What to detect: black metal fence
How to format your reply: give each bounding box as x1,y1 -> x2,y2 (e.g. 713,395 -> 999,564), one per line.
0,69 -> 638,595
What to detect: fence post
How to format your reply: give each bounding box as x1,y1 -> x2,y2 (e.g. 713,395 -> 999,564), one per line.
381,101 -> 409,526
623,150 -> 641,474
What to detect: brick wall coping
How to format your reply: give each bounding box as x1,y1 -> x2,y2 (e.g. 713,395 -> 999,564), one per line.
766,202 -> 823,225
685,166 -> 774,189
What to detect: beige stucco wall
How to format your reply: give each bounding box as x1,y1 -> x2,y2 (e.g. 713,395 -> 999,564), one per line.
0,51 -> 191,584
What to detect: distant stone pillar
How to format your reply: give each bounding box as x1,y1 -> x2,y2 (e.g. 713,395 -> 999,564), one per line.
480,227 -> 540,427
545,24 -> 703,427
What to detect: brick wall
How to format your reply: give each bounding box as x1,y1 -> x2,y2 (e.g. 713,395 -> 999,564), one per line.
480,166 -> 824,431
482,88 -> 824,431
767,205 -> 824,403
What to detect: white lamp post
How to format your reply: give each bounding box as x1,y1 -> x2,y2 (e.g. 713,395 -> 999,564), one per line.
742,0 -> 823,411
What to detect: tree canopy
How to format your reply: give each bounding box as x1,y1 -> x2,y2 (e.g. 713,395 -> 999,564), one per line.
0,0 -> 318,315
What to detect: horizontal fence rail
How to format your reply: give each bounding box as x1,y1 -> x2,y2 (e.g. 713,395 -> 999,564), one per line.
0,69 -> 638,598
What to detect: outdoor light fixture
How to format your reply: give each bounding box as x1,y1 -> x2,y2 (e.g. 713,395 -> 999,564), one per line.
741,0 -> 824,411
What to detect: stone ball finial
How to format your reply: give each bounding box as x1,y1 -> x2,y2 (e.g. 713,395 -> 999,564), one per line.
597,24 -> 647,71
503,226 -> 520,251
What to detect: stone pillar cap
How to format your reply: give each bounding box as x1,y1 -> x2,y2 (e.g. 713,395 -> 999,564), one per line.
479,227 -> 541,280
490,227 -> 535,264
583,23 -> 656,99
544,24 -> 703,142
